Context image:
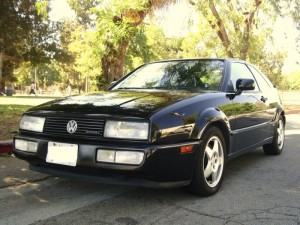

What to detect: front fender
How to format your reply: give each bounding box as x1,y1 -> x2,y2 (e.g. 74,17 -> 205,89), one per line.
192,107 -> 232,140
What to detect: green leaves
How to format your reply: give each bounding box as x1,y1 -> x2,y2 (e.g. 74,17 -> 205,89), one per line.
187,0 -> 289,86
35,0 -> 49,20
4,0 -> 298,92
0,0 -> 58,89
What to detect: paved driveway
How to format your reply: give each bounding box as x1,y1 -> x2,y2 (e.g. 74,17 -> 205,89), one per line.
0,114 -> 299,225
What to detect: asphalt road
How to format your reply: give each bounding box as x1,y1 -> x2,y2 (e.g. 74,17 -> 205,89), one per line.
0,114 -> 299,225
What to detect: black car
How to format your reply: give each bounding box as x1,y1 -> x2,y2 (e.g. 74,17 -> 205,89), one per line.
13,58 -> 285,196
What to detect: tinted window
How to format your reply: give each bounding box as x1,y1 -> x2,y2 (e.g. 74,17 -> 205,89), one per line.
230,63 -> 259,91
113,60 -> 224,91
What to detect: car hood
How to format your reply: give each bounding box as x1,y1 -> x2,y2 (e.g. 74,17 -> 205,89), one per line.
29,90 -> 199,118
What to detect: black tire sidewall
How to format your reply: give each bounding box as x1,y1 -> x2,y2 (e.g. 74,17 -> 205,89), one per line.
263,115 -> 285,155
189,126 -> 226,196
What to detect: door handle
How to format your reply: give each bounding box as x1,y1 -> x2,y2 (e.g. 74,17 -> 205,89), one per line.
261,96 -> 268,102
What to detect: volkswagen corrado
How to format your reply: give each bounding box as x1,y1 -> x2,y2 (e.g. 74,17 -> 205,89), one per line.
13,58 -> 285,196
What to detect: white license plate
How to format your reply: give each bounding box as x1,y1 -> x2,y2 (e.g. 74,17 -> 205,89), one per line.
46,142 -> 78,167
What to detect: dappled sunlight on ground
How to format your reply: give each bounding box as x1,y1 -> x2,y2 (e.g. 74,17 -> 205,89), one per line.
0,156 -> 51,190
6,181 -> 40,197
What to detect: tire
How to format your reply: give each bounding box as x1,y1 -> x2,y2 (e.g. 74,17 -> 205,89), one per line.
187,126 -> 226,196
263,115 -> 285,155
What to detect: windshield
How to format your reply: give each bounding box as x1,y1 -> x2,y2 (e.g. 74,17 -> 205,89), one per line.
113,60 -> 224,91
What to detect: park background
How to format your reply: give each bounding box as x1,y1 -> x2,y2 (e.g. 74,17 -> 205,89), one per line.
1,0 -> 300,95
1,0 -> 300,141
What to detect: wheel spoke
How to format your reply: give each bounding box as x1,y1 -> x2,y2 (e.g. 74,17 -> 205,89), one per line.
277,132 -> 282,144
277,127 -> 282,136
215,155 -> 222,168
204,162 -> 213,178
205,146 -> 214,159
277,121 -> 284,146
211,171 -> 218,183
212,139 -> 219,154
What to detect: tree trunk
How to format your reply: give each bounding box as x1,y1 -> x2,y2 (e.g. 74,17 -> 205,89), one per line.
208,0 -> 234,58
101,39 -> 129,85
100,9 -> 147,89
240,0 -> 262,60
0,50 -> 3,93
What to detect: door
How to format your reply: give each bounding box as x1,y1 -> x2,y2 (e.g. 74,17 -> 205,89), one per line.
247,65 -> 280,138
229,62 -> 270,152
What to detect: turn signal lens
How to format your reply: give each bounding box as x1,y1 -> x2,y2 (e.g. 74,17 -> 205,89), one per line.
180,145 -> 193,153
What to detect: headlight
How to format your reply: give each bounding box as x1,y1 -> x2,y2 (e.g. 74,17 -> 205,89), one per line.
104,121 -> 149,140
20,115 -> 45,132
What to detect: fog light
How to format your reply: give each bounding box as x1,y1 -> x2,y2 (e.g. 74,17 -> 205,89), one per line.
115,151 -> 144,165
15,139 -> 38,153
96,149 -> 144,165
97,150 -> 115,163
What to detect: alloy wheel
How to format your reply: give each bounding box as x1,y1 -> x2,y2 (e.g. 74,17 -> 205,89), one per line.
277,119 -> 285,149
203,136 -> 224,188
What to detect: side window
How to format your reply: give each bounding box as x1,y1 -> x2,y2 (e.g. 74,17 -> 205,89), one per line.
230,63 -> 259,91
248,65 -> 274,93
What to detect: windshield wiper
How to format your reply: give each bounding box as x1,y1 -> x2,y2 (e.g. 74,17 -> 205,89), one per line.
116,87 -> 145,90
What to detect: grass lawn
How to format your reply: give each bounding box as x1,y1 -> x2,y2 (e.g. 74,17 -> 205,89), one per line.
0,105 -> 32,140
0,95 -> 58,105
0,96 -> 59,141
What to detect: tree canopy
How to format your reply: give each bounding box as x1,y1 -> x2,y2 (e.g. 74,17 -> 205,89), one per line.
1,0 -> 299,93
0,0 -> 59,92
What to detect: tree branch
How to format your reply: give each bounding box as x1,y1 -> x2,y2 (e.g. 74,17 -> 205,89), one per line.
227,0 -> 240,33
208,0 -> 234,58
240,0 -> 262,59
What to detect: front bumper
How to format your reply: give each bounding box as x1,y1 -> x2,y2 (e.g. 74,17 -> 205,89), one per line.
13,135 -> 201,188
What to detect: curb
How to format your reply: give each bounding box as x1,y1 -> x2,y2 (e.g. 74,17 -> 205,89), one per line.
0,140 -> 13,154
285,109 -> 300,115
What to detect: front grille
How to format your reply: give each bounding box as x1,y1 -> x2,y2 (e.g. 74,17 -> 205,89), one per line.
44,117 -> 105,139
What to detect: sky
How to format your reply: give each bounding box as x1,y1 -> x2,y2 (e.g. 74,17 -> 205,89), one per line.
272,17 -> 300,74
50,0 -> 300,74
49,0 -> 75,21
154,2 -> 199,37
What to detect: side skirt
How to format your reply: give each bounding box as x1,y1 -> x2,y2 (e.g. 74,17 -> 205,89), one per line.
227,137 -> 273,161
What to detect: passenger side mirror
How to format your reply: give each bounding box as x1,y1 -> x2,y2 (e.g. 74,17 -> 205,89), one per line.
235,78 -> 255,95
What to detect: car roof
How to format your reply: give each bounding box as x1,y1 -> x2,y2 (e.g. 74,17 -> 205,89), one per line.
148,58 -> 247,64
